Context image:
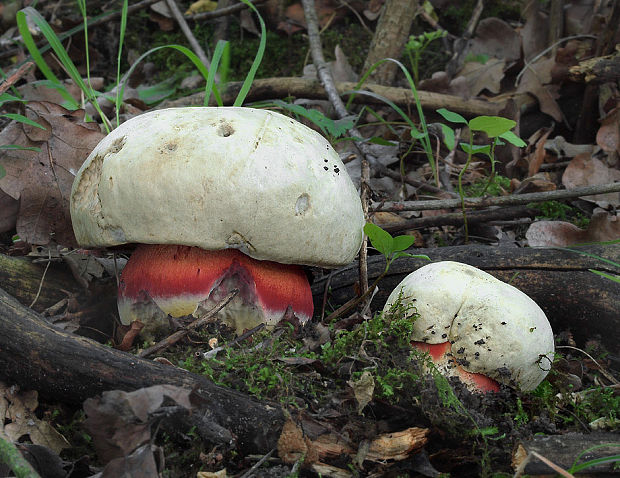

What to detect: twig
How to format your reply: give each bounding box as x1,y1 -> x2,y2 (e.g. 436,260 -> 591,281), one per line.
165,0 -> 212,70
0,62 -> 35,95
201,322 -> 265,359
138,289 -> 238,358
239,448 -> 276,478
515,34 -> 598,87
556,345 -> 619,385
529,451 -> 574,478
301,0 -> 374,297
372,182 -> 620,212
379,206 -> 537,233
29,250 -> 51,309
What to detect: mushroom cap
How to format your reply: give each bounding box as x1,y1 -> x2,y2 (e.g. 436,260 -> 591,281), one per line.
70,107 -> 364,267
383,261 -> 555,391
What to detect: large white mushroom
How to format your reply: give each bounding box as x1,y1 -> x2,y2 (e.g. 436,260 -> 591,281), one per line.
383,261 -> 555,392
70,107 -> 365,335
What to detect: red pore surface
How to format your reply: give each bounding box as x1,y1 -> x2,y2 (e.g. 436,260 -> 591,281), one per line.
411,341 -> 500,393
119,244 -> 314,323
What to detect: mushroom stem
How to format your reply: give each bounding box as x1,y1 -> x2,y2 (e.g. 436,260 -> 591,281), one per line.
118,244 -> 314,336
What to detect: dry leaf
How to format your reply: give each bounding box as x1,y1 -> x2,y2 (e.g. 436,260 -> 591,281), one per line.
83,385 -> 192,462
458,58 -> 506,97
596,106 -> 620,154
526,211 -> 620,246
0,382 -> 70,454
465,17 -> 521,64
521,7 -> 548,62
0,101 -> 104,246
517,58 -> 564,122
347,370 -> 374,414
562,153 -> 620,207
526,127 -> 553,176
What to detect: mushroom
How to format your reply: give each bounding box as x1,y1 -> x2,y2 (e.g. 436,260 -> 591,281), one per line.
70,107 -> 364,335
382,261 -> 554,392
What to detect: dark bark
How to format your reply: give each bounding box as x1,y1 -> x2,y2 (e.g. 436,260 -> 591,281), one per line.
512,432 -> 620,476
0,253 -> 82,312
0,287 -> 285,455
312,245 -> 620,350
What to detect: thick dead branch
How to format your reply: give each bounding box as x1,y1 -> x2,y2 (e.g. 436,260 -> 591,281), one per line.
159,77 -> 504,117
568,52 -> 620,83
311,245 -> 620,349
0,287 -> 284,455
372,182 -> 620,212
512,432 -> 620,476
0,253 -> 82,312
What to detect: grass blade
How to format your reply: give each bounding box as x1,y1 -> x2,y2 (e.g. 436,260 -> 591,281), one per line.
232,0 -> 266,107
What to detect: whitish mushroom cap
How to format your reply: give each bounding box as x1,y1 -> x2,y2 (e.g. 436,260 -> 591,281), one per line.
70,107 -> 364,267
383,261 -> 555,390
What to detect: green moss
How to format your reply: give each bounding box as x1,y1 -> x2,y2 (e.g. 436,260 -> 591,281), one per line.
530,200 -> 590,228
465,174 -> 511,197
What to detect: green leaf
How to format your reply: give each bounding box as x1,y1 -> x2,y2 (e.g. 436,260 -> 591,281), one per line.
500,130 -> 526,147
410,127 -> 427,140
589,269 -> 620,283
440,123 -> 455,150
392,234 -> 417,252
0,164 -> 5,179
368,136 -> 397,146
0,92 -> 25,106
0,144 -> 41,151
1,113 -> 47,130
460,143 -> 490,155
364,222 -> 393,256
233,0 -> 266,106
469,116 -> 516,137
436,108 -> 467,124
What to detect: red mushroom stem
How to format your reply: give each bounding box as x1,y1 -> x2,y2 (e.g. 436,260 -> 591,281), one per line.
412,341 -> 500,393
118,245 -> 314,334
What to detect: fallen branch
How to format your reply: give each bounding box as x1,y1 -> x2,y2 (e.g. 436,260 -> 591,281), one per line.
0,286 -> 284,455
372,182 -> 620,212
160,76 -> 504,117
512,432 -> 620,476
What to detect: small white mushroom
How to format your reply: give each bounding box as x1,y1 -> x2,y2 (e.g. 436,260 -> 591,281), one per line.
383,261 -> 555,392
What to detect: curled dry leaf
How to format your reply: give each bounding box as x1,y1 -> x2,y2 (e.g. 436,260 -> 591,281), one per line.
562,153 -> 620,207
0,382 -> 70,454
83,384 -> 192,463
517,57 -> 564,122
596,106 -> 620,154
526,211 -> 620,247
0,101 -> 104,246
347,370 -> 374,414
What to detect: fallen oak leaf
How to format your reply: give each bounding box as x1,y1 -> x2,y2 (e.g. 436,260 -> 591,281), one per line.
0,101 -> 104,246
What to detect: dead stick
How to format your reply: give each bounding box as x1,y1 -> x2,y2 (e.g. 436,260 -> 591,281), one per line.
379,206 -> 537,233
0,62 -> 35,95
139,289 -> 238,358
372,182 -> 620,212
165,0 -> 212,70
301,0 -> 376,297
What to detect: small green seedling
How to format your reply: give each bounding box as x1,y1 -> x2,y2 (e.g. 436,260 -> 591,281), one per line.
436,108 -> 526,239
269,100 -> 354,141
364,222 -> 430,273
405,30 -> 447,83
